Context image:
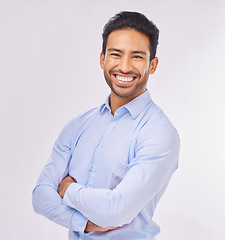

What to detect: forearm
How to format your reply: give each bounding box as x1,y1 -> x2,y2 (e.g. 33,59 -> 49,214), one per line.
63,128 -> 180,228
63,159 -> 178,228
31,118 -> 90,231
32,184 -> 88,232
64,183 -> 118,227
56,176 -> 118,232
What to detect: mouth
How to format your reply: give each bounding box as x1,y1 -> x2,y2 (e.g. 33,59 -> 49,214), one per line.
115,74 -> 135,82
112,73 -> 138,85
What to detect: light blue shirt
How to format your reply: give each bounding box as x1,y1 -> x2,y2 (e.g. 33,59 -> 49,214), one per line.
32,90 -> 180,240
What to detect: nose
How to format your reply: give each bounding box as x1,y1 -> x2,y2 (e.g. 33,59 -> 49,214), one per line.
118,56 -> 132,73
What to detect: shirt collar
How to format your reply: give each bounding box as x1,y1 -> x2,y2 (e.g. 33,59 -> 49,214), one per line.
100,96 -> 111,114
100,90 -> 152,119
124,90 -> 152,119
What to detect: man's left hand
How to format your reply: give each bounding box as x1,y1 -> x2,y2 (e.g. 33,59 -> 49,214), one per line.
57,176 -> 76,198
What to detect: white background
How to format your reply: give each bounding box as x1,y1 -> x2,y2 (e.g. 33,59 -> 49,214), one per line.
0,0 -> 224,239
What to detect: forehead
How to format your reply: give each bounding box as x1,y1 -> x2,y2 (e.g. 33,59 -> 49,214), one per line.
106,29 -> 150,53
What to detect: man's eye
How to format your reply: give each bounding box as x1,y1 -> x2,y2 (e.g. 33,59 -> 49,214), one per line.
110,53 -> 121,57
133,55 -> 143,59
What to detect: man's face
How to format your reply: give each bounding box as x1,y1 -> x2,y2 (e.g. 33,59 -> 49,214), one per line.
100,29 -> 158,101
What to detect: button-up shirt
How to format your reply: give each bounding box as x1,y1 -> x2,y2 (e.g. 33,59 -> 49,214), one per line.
32,90 -> 180,240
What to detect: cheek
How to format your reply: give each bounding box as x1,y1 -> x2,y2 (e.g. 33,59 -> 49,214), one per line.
134,61 -> 150,76
105,57 -> 121,68
139,65 -> 149,76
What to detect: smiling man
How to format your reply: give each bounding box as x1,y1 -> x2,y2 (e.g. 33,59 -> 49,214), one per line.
33,11 -> 180,240
100,28 -> 158,115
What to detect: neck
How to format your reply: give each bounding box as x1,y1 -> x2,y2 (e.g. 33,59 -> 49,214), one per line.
109,89 -> 146,115
109,94 -> 129,116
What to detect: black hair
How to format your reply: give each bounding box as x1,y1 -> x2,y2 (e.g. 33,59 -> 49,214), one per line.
102,11 -> 159,61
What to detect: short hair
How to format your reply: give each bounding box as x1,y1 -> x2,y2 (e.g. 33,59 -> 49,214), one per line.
102,11 -> 159,61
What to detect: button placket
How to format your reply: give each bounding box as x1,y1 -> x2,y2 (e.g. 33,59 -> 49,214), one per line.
86,116 -> 117,188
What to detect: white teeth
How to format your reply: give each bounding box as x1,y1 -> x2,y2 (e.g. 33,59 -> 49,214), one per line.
116,75 -> 134,82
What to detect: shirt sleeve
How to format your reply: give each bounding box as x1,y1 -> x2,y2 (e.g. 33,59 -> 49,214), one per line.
63,124 -> 180,228
32,118 -> 88,233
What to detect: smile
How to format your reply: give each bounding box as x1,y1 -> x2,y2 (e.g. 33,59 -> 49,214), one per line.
114,74 -> 136,82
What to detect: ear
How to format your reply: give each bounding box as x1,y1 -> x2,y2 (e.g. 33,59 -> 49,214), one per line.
149,57 -> 159,75
100,52 -> 105,69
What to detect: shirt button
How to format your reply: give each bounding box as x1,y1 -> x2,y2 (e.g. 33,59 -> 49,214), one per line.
93,167 -> 97,172
110,122 -> 114,126
100,144 -> 104,148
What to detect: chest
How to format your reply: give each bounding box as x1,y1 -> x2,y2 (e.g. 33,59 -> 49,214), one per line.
69,114 -> 139,189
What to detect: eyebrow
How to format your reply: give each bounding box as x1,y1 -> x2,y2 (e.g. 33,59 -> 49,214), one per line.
132,50 -> 147,55
107,48 -> 147,55
107,48 -> 123,53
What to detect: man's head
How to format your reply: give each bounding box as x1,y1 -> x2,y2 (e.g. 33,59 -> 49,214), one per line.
100,11 -> 159,107
102,11 -> 159,62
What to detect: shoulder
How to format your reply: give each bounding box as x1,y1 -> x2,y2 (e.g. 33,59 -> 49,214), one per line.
137,101 -> 180,150
142,100 -> 178,131
59,106 -> 100,142
134,103 -> 180,166
68,107 -> 99,127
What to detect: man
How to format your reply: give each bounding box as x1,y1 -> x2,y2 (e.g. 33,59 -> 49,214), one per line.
33,11 -> 180,240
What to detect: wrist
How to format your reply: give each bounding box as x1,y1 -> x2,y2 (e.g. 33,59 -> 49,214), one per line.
57,176 -> 76,198
62,182 -> 72,197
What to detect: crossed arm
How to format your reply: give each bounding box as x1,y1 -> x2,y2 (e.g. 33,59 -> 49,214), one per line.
57,176 -> 117,232
32,121 -> 118,233
32,120 -> 179,233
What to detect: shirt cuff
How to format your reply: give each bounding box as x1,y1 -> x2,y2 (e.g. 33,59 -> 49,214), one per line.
63,182 -> 83,206
64,183 -> 87,232
70,210 -> 88,233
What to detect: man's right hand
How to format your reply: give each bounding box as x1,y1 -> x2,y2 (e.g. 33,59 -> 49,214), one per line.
85,220 -> 117,232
